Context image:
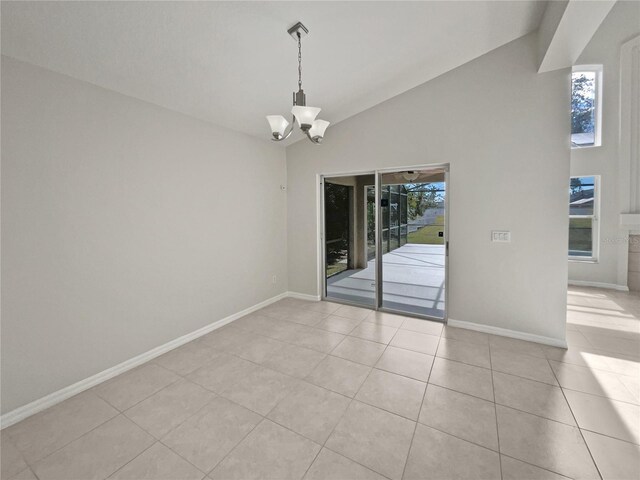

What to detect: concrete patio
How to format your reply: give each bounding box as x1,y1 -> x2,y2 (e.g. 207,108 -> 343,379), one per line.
327,243 -> 445,318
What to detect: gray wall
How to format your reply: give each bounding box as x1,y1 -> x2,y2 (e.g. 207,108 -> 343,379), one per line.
1,56 -> 288,414
287,33 -> 570,342
568,1 -> 640,288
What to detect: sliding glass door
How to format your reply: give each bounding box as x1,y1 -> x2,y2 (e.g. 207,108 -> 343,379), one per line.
322,166 -> 447,321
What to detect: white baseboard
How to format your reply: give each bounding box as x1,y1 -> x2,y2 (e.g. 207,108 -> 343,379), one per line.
287,291 -> 322,301
447,318 -> 567,348
568,280 -> 629,292
0,291 -> 288,429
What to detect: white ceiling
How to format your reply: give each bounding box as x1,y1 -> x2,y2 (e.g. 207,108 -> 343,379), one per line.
1,1 -> 547,143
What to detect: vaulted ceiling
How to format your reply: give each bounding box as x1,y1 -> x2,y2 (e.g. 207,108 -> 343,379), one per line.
1,1 -> 548,142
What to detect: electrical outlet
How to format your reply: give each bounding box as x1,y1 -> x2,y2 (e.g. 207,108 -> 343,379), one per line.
491,231 -> 511,243
272,275 -> 277,284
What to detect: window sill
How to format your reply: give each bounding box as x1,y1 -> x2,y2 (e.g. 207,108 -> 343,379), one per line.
571,144 -> 601,150
568,258 -> 599,264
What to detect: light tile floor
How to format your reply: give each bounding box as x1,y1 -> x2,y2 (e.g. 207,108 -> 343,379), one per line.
2,287 -> 639,480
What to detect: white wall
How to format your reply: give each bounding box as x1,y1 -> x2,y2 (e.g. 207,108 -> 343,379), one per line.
568,1 -> 640,289
287,33 -> 570,342
1,56 -> 287,414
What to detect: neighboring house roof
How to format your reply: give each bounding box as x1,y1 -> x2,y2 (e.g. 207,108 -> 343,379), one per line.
571,132 -> 595,146
570,197 -> 594,205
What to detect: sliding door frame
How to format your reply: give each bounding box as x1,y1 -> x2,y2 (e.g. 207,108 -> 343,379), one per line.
318,171 -> 377,307
318,163 -> 449,323
375,164 -> 449,323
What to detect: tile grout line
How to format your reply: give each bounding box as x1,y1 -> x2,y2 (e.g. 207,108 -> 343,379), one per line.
494,400 -> 640,444
276,339 -> 392,480
490,336 -> 614,479
491,392 -> 578,428
202,416 -> 267,477
234,305 -> 445,358
306,343 -> 387,478
11,407 -> 119,470
399,327 -> 442,480
546,355 -> 640,401
26,466 -> 41,480
408,421 -> 501,455
619,377 -> 640,404
219,311 -> 414,388
1,431 -> 31,476
503,350 -> 640,405
488,338 -> 503,480
178,318 -> 393,478
157,406 -> 239,477
269,335 -> 517,458
498,452 -> 573,480
264,391 -> 396,480
321,446 -> 395,480
11,365 -> 182,470
576,427 -> 640,447
104,441 -> 192,480
158,373 -> 302,477
21,413 -> 146,478
123,383 -> 218,440
298,442 -> 323,480
95,364 -> 183,413
546,354 -> 604,480
553,383 -> 640,407
154,395 -> 262,475
259,307 -> 415,347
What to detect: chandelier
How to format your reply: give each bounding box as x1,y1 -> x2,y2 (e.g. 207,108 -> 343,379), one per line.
266,22 -> 329,144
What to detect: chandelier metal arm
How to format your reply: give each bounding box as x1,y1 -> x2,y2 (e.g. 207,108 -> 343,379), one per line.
305,129 -> 322,144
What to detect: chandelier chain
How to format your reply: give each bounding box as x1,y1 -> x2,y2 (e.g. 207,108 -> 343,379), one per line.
297,32 -> 302,90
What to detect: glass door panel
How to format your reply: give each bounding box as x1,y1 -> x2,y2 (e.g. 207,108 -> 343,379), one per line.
378,169 -> 447,320
324,182 -> 350,278
323,176 -> 376,307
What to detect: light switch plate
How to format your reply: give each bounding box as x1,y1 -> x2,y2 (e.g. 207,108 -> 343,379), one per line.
491,231 -> 511,243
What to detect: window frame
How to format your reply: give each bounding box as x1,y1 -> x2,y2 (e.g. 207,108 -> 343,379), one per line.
569,175 -> 600,263
571,65 -> 603,149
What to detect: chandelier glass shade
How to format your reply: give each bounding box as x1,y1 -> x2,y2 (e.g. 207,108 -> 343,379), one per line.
266,22 -> 329,144
266,115 -> 289,139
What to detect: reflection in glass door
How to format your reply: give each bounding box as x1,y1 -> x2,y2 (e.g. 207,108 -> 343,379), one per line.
366,186 -> 376,261
324,182 -> 351,278
323,175 -> 376,307
376,184 -> 409,253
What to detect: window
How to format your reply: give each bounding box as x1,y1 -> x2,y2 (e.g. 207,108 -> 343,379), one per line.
569,176 -> 598,260
571,66 -> 602,148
